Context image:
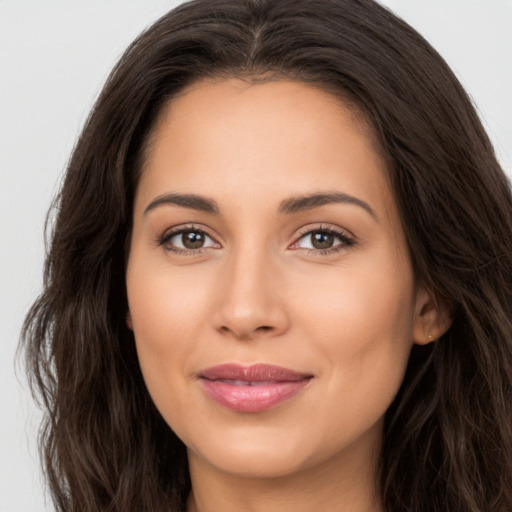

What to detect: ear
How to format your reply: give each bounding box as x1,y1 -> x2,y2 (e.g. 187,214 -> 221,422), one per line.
413,285 -> 452,345
126,310 -> 133,330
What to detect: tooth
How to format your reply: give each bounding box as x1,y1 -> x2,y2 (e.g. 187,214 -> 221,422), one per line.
220,379 -> 248,386
217,379 -> 279,386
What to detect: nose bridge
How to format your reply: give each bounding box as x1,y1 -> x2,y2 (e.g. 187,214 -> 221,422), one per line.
213,239 -> 288,339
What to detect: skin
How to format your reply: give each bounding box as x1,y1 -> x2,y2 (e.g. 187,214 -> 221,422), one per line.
126,79 -> 448,512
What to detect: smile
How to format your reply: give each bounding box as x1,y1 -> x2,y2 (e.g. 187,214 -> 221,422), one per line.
199,364 -> 313,413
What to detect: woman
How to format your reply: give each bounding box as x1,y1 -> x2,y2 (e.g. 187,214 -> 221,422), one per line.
22,0 -> 512,510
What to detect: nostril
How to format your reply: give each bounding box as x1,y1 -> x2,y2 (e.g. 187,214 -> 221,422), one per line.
217,324 -> 274,338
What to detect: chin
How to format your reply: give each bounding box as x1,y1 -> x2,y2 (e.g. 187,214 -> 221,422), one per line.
189,441 -> 314,479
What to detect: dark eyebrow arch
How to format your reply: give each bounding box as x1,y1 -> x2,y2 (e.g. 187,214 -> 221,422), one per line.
278,192 -> 378,221
144,193 -> 220,215
144,191 -> 376,220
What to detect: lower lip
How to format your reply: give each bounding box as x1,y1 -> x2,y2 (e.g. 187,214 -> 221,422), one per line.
201,379 -> 310,413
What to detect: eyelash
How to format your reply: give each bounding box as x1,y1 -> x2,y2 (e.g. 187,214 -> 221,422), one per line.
157,224 -> 356,256
157,224 -> 218,256
291,225 -> 356,256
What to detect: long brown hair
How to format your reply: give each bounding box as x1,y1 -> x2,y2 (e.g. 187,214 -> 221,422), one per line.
22,0 -> 512,510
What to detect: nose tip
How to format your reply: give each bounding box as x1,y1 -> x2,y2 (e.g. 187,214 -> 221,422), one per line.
213,258 -> 289,341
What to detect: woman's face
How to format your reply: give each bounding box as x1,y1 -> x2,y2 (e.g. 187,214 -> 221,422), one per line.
126,79 -> 431,480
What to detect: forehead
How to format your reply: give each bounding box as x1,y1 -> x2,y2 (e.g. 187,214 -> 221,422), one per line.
136,79 -> 394,221
148,78 -> 378,160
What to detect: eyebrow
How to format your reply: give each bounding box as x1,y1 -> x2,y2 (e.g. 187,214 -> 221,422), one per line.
144,193 -> 220,215
143,191 -> 377,221
278,192 -> 378,221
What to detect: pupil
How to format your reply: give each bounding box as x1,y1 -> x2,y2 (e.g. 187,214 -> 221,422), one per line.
312,231 -> 334,249
183,231 -> 205,249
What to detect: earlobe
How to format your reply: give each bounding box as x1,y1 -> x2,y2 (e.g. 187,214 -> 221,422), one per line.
126,310 -> 133,330
413,286 -> 452,345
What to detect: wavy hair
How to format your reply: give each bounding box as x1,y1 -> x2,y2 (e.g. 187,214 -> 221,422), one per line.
21,0 -> 512,510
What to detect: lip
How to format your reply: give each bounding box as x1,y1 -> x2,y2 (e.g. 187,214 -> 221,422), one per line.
199,364 -> 313,413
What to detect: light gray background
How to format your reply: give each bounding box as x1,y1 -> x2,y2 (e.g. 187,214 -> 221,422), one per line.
1,1 -> 511,510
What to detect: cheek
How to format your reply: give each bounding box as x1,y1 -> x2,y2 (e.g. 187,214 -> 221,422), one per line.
127,246 -> 214,335
291,252 -> 415,415
125,255 -> 214,407
295,242 -> 415,345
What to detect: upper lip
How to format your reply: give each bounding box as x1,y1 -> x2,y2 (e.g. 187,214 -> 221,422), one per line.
200,363 -> 312,382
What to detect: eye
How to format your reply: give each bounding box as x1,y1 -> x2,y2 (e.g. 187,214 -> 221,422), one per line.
291,227 -> 355,254
300,231 -> 337,250
159,227 -> 220,253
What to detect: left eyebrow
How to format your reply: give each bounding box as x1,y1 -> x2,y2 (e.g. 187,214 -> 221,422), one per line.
278,192 -> 378,221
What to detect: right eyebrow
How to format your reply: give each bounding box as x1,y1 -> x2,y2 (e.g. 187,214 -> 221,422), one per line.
143,193 -> 220,216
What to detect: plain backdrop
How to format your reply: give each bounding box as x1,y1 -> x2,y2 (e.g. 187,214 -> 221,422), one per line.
1,1 -> 511,510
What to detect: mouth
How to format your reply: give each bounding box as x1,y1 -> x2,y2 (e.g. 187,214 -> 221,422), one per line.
199,363 -> 313,413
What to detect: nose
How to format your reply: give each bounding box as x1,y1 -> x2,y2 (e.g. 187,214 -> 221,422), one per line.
212,249 -> 290,341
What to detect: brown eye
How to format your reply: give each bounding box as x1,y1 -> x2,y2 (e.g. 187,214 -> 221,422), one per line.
181,230 -> 205,249
162,228 -> 219,252
292,227 -> 355,253
311,231 -> 335,249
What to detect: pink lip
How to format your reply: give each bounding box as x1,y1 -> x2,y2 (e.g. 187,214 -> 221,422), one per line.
199,364 -> 313,413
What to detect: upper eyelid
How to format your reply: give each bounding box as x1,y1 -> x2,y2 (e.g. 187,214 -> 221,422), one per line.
293,223 -> 355,241
161,224 -> 217,238
160,224 -> 352,237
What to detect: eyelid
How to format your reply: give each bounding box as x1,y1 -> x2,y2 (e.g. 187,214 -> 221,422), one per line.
157,224 -> 221,254
288,224 -> 356,253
